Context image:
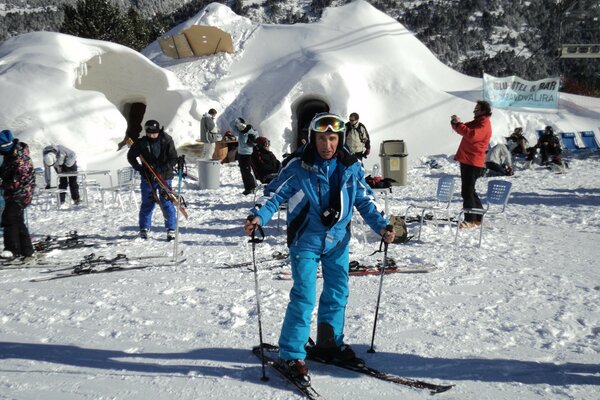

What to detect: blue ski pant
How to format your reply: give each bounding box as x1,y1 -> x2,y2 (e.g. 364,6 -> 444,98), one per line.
278,243 -> 350,361
139,178 -> 176,231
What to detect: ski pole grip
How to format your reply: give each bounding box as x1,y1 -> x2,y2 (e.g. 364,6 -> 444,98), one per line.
247,215 -> 264,243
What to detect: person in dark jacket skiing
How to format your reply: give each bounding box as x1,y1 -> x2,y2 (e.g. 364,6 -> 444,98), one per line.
127,120 -> 178,241
450,100 -> 492,228
0,130 -> 36,259
250,137 -> 281,183
244,113 -> 395,387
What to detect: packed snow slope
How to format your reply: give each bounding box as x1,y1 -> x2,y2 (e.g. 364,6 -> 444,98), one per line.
0,155 -> 599,400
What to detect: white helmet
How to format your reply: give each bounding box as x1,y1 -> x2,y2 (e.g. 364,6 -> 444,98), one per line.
43,152 -> 57,167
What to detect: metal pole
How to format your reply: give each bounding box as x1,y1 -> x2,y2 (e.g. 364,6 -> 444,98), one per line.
368,225 -> 394,353
249,222 -> 269,381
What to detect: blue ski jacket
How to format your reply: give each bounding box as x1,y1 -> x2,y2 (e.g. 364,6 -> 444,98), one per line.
252,145 -> 388,253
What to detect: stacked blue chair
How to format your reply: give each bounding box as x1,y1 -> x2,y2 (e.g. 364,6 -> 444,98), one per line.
580,131 -> 600,154
560,132 -> 587,156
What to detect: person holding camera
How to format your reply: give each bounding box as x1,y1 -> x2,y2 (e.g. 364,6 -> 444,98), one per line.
450,100 -> 492,228
232,117 -> 259,195
244,113 -> 395,387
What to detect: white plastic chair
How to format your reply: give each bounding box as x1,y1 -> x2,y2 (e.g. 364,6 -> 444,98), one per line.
455,179 -> 512,247
404,175 -> 455,240
100,167 -> 138,211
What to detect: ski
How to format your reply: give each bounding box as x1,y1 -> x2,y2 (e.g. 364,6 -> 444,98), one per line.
32,231 -> 96,252
348,260 -> 435,275
276,261 -> 434,280
140,155 -> 189,219
31,252 -> 186,280
30,264 -> 153,282
0,257 -> 52,268
349,266 -> 434,275
222,251 -> 288,269
252,343 -> 320,399
305,339 -> 453,394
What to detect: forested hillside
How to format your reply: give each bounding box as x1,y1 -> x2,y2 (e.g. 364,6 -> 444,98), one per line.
1,0 -> 598,95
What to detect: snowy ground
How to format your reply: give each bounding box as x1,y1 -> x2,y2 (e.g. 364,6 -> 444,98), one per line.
1,155 -> 599,400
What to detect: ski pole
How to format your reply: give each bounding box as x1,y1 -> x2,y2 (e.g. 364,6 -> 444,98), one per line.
368,224 -> 394,353
248,218 -> 268,381
173,155 -> 185,262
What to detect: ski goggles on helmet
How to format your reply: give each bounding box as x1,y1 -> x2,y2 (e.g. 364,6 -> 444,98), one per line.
310,114 -> 346,134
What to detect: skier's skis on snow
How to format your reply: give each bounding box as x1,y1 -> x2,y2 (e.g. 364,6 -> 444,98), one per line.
348,259 -> 435,275
252,343 -> 320,399
305,339 -> 453,394
30,251 -> 186,281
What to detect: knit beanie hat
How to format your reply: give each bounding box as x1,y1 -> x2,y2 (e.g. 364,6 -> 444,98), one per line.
0,129 -> 15,153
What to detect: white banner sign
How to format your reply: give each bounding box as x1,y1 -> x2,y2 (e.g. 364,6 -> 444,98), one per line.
483,73 -> 560,109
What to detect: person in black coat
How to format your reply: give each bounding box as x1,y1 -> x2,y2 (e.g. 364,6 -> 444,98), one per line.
127,120 -> 178,241
251,137 -> 281,183
537,126 -> 562,165
0,129 -> 36,259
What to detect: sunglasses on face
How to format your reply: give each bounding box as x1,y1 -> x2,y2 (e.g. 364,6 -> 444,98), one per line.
311,115 -> 346,133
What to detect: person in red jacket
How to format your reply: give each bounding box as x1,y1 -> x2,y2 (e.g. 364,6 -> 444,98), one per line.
450,100 -> 492,228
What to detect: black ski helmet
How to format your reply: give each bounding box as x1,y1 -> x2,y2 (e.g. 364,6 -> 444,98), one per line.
144,120 -> 161,133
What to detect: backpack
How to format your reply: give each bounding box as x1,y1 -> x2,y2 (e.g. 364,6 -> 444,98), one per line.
366,175 -> 394,189
389,214 -> 411,244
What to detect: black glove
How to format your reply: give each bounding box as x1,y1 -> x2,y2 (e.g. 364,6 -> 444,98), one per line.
247,134 -> 256,145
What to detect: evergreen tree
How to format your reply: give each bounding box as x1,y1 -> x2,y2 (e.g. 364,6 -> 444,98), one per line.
60,0 -> 124,43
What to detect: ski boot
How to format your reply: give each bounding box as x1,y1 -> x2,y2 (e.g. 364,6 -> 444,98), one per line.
307,323 -> 365,367
167,229 -> 175,242
279,359 -> 311,387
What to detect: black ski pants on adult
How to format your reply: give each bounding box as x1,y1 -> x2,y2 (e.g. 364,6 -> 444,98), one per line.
460,163 -> 484,223
1,201 -> 34,257
238,154 -> 256,194
484,161 -> 508,177
58,163 -> 80,203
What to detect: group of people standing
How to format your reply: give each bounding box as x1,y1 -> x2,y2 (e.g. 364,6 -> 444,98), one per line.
450,100 -> 565,229
3,102 -> 561,389
199,110 -> 373,197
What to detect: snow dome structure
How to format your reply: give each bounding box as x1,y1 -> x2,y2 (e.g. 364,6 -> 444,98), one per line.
0,32 -> 200,168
